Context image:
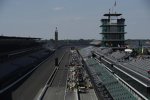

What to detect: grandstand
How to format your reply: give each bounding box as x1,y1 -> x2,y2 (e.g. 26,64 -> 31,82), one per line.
94,47 -> 112,55
0,36 -> 41,53
0,36 -> 54,91
122,58 -> 150,78
110,51 -> 126,60
0,49 -> 53,89
94,47 -> 150,79
79,46 -> 150,100
79,46 -> 94,58
84,58 -> 137,100
0,36 -> 44,63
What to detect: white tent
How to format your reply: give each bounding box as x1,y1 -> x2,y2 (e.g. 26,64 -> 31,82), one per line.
125,49 -> 133,53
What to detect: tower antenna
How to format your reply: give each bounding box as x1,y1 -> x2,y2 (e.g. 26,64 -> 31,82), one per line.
112,1 -> 117,13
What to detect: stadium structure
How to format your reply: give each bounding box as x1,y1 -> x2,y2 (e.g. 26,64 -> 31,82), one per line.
79,10 -> 150,100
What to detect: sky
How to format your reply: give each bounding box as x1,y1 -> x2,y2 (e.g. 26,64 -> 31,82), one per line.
0,0 -> 150,40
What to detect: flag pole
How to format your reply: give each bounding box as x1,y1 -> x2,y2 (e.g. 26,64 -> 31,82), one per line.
114,1 -> 117,14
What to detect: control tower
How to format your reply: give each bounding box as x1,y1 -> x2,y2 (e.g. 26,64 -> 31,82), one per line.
100,12 -> 126,47
55,27 -> 58,48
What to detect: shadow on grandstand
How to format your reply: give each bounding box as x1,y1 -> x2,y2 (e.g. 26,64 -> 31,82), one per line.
0,71 -> 33,100
0,49 -> 54,100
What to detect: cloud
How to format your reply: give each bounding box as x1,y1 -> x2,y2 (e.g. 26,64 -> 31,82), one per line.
53,7 -> 64,11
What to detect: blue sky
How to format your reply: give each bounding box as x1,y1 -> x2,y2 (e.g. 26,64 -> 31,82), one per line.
0,0 -> 150,40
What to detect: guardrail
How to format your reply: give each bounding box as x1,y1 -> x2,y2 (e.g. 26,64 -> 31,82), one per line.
37,67 -> 58,100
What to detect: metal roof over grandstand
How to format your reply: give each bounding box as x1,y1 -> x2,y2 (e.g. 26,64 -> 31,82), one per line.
0,36 -> 41,40
104,13 -> 122,16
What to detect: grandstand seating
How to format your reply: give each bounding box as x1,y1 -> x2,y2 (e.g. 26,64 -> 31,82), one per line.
0,49 -> 52,89
93,46 -> 150,78
79,46 -> 94,58
79,46 -> 150,99
85,58 -> 136,100
110,51 -> 126,60
94,48 -> 129,62
0,64 -> 18,79
94,47 -> 112,55
122,58 -> 150,77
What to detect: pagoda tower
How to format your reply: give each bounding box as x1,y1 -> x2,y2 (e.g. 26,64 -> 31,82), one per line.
100,10 -> 126,47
